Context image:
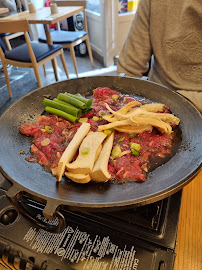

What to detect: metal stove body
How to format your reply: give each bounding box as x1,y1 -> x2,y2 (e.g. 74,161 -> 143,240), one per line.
0,172 -> 182,270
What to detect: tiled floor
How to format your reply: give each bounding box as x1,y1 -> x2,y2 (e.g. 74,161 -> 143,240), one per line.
0,46 -> 117,114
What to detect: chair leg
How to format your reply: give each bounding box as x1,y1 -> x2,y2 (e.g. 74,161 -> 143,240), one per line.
60,51 -> 69,79
86,37 -> 94,68
2,61 -> 12,98
3,37 -> 18,71
43,64 -> 46,76
51,59 -> 59,81
32,65 -> 42,88
70,45 -> 78,77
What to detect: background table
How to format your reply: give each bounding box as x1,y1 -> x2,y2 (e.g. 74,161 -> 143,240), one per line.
0,6 -> 83,80
0,6 -> 83,44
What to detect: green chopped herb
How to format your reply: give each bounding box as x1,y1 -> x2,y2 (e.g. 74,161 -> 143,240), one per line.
78,118 -> 88,123
81,147 -> 90,155
99,110 -> 106,116
130,143 -> 141,151
45,125 -> 54,133
112,94 -> 119,101
41,125 -> 54,133
111,145 -> 122,158
129,134 -> 136,138
92,116 -> 100,121
131,149 -> 140,156
118,137 -> 125,142
104,129 -> 112,135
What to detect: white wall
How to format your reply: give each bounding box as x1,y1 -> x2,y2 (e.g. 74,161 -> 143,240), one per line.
86,10 -> 103,59
86,8 -> 134,66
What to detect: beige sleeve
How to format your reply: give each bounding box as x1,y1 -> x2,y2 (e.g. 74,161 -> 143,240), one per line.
177,90 -> 202,113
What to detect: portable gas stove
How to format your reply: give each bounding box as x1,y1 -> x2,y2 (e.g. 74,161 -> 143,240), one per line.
0,171 -> 182,270
2,75 -> 199,270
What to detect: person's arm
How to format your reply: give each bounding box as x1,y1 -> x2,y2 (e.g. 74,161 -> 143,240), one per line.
117,0 -> 152,78
2,0 -> 17,12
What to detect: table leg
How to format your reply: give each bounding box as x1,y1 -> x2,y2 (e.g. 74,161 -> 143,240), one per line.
44,24 -> 53,44
43,24 -> 59,81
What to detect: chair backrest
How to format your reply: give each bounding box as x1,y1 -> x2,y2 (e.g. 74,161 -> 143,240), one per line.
0,20 -> 37,65
51,0 -> 87,9
0,20 -> 29,33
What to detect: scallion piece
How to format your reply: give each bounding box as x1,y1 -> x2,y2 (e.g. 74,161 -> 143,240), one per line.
43,98 -> 81,118
92,116 -> 100,121
53,98 -> 79,109
98,110 -> 106,117
112,94 -> 119,101
130,143 -> 141,151
118,137 -> 125,142
57,93 -> 86,109
111,145 -> 122,158
67,93 -> 92,109
45,125 -> 54,133
81,147 -> 90,155
45,107 -> 78,123
129,134 -> 135,138
131,149 -> 140,156
104,129 -> 113,135
78,118 -> 88,123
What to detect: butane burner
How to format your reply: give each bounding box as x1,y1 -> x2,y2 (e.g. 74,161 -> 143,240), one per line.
0,172 -> 181,270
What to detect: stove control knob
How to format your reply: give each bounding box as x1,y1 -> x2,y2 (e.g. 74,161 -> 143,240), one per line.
0,208 -> 18,225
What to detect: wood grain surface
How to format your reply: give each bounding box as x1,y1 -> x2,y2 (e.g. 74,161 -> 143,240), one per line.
173,170 -> 202,270
0,6 -> 83,24
0,170 -> 201,270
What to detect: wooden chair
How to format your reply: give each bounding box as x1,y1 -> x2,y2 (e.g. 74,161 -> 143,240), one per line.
0,0 -> 24,50
38,0 -> 94,77
0,32 -> 24,50
0,20 -> 69,98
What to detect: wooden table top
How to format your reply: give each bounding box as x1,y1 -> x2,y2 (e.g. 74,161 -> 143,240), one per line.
173,169 -> 202,270
0,170 -> 201,269
0,6 -> 83,24
0,8 -> 9,15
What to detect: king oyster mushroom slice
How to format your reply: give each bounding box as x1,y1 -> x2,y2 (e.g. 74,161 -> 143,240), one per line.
90,131 -> 114,182
65,172 -> 91,184
66,131 -> 107,174
56,123 -> 91,181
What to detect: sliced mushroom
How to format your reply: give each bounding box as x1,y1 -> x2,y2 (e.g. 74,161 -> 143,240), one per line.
90,131 -> 114,182
56,123 -> 90,181
95,144 -> 102,162
129,116 -> 172,134
65,172 -> 91,184
66,131 -> 107,174
114,124 -> 153,134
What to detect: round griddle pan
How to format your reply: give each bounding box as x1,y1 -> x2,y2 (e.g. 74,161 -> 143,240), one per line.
0,76 -> 201,229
